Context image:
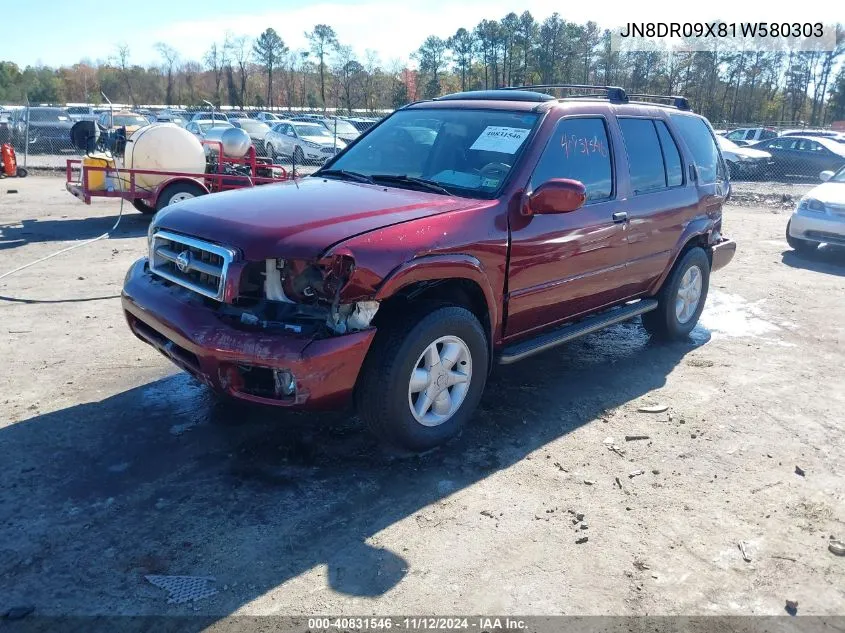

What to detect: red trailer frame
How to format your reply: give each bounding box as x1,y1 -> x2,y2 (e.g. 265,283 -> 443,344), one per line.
65,141 -> 292,206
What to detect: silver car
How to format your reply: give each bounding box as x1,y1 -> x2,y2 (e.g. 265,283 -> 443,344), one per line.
263,120 -> 346,164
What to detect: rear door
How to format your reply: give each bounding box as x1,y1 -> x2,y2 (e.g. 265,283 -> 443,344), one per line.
617,117 -> 698,292
505,115 -> 630,338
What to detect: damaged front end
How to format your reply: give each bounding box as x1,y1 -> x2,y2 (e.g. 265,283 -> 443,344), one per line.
227,253 -> 380,339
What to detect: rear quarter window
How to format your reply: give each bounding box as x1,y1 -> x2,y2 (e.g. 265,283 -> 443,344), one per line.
670,114 -> 723,184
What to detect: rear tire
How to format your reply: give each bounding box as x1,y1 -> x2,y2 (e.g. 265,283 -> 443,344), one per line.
786,220 -> 817,254
356,306 -> 488,452
155,181 -> 205,212
642,247 -> 710,341
15,167 -> 27,178
132,198 -> 155,215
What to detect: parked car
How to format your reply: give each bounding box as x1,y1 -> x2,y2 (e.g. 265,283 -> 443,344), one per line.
190,111 -> 229,123
723,127 -> 778,146
786,166 -> 845,253
229,118 -> 272,154
253,112 -> 283,123
344,117 -> 379,132
316,116 -> 361,143
185,120 -> 235,140
9,107 -> 75,153
124,86 -> 735,451
65,106 -> 98,122
781,129 -> 845,144
97,111 -> 150,136
751,135 -> 845,179
716,136 -> 771,180
263,120 -> 346,163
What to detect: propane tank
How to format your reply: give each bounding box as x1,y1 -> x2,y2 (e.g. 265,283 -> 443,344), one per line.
124,123 -> 206,190
203,126 -> 252,158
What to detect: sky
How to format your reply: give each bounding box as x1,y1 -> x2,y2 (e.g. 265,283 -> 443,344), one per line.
4,0 -> 839,69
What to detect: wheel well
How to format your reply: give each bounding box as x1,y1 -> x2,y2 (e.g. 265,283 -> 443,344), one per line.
680,233 -> 711,265
372,278 -> 493,368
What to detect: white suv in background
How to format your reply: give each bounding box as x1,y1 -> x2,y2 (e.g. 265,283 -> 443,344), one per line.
786,166 -> 845,253
723,127 -> 778,147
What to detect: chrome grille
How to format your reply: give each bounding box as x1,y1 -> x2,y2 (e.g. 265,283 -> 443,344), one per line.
149,230 -> 236,301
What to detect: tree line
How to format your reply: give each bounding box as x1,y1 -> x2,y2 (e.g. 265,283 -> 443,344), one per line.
1,15 -> 844,126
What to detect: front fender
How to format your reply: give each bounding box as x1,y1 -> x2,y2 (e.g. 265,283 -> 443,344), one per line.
374,253 -> 499,339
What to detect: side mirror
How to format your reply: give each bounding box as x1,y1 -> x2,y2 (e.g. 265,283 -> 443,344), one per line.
819,170 -> 834,182
525,178 -> 586,215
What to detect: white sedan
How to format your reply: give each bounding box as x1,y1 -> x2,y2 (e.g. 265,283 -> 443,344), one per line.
263,120 -> 346,165
786,167 -> 845,252
717,136 -> 771,180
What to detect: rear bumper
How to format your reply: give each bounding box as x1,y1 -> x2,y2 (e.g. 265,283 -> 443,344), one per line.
122,258 -> 376,409
709,238 -> 736,272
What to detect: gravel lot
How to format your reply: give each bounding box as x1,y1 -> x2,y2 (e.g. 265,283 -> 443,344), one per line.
1,175 -> 844,619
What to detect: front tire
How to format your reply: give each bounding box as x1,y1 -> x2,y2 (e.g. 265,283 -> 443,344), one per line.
642,247 -> 710,340
786,220 -> 817,254
293,146 -> 305,166
356,306 -> 488,452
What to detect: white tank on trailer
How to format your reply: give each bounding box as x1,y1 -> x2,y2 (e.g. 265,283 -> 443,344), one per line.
124,123 -> 206,190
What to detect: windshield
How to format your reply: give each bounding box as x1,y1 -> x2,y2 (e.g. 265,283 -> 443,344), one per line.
322,108 -> 539,197
236,120 -> 270,134
113,115 -> 148,127
717,136 -> 739,150
829,166 -> 845,183
323,119 -> 359,135
30,109 -> 70,122
198,122 -> 234,133
295,124 -> 332,138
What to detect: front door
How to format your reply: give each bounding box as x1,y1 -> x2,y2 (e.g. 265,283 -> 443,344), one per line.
505,115 -> 630,339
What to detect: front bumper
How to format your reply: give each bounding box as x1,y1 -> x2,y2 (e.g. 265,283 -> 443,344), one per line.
709,238 -> 736,272
122,258 -> 376,409
789,209 -> 845,246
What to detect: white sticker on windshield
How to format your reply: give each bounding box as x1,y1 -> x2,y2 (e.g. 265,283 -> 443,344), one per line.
470,126 -> 530,153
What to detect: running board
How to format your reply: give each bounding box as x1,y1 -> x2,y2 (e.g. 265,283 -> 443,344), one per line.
498,299 -> 658,365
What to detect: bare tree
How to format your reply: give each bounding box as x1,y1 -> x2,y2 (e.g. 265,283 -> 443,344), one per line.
155,43 -> 179,106
114,43 -> 136,105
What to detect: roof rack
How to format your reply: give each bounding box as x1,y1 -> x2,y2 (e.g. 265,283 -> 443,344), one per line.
434,90 -> 554,103
627,94 -> 691,111
501,84 -> 629,104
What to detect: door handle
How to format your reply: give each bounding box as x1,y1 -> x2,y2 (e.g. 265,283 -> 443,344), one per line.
612,211 -> 628,224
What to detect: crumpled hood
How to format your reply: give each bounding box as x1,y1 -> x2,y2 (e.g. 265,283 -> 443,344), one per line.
807,181 -> 845,206
155,177 -> 479,260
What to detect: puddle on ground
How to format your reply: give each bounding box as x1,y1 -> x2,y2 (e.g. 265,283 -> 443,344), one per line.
698,290 -> 780,339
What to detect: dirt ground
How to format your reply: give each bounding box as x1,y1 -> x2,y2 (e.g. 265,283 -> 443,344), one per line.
1,175 -> 844,619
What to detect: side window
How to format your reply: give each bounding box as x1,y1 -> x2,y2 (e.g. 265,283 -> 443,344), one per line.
745,130 -> 757,140
761,129 -> 777,140
726,130 -> 745,141
530,117 -> 613,202
285,125 -> 296,137
670,114 -> 723,184
655,121 -> 683,187
618,118 -> 667,194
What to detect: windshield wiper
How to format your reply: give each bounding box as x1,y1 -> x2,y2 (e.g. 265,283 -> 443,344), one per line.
316,169 -> 374,184
370,174 -> 452,195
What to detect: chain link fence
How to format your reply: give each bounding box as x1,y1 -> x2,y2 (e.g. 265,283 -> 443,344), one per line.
0,103 -> 387,176
2,102 -> 843,187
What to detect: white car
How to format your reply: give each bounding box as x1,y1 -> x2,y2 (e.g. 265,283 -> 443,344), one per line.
263,120 -> 346,164
254,112 -> 284,123
786,167 -> 845,253
717,136 -> 771,180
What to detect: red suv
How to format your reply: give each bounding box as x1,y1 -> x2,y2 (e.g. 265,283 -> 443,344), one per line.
123,85 -> 736,451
